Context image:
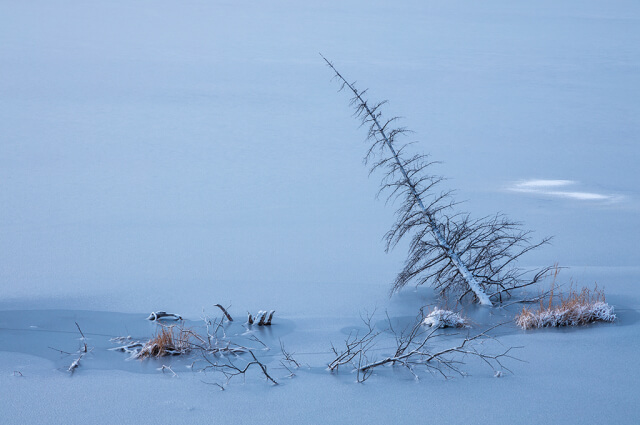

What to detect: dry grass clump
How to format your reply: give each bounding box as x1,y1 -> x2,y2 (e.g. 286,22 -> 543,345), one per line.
516,285 -> 615,330
135,325 -> 194,359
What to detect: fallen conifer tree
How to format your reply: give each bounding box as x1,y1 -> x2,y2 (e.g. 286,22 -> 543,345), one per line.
322,56 -> 552,306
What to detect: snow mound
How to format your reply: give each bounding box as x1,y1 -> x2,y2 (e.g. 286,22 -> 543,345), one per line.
422,309 -> 469,328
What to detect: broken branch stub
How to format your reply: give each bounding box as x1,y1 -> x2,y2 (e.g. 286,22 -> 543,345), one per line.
214,304 -> 234,321
248,310 -> 275,326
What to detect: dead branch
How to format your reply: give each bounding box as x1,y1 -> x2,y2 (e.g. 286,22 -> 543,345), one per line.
214,304 -> 234,322
280,340 -> 301,369
328,313 -> 382,373
330,310 -> 519,381
198,350 -> 278,386
75,322 -> 88,353
248,334 -> 270,350
201,380 -> 226,391
49,346 -> 73,355
279,360 -> 296,378
66,322 -> 93,373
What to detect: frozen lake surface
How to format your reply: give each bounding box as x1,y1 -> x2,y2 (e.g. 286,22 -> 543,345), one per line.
1,1 -> 639,423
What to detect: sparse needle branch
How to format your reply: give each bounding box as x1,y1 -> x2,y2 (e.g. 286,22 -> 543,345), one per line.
322,55 -> 550,305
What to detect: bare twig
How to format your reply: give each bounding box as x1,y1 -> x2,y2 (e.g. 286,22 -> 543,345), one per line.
249,334 -> 270,350
198,350 -> 278,385
280,340 -> 301,368
201,380 -> 226,391
75,322 -> 88,353
328,312 -> 382,372
279,360 -> 296,378
49,346 -> 73,355
160,364 -> 178,377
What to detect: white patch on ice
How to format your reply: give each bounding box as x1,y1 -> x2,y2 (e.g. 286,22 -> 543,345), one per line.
542,191 -> 611,201
508,179 -> 622,203
517,179 -> 575,188
422,308 -> 469,328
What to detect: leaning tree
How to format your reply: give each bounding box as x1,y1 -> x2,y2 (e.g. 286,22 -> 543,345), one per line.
322,56 -> 551,306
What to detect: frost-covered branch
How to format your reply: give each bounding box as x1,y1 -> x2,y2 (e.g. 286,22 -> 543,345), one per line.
67,322 -> 91,374
328,313 -> 381,374
330,310 -> 518,381
199,350 -> 278,386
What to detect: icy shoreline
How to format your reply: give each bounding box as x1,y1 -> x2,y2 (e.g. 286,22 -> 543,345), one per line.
1,291 -> 636,424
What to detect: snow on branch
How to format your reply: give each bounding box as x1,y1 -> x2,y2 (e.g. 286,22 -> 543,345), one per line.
247,310 -> 275,326
65,322 -> 91,374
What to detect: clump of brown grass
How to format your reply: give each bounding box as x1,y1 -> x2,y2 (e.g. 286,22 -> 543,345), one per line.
516,284 -> 615,330
135,325 -> 194,359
